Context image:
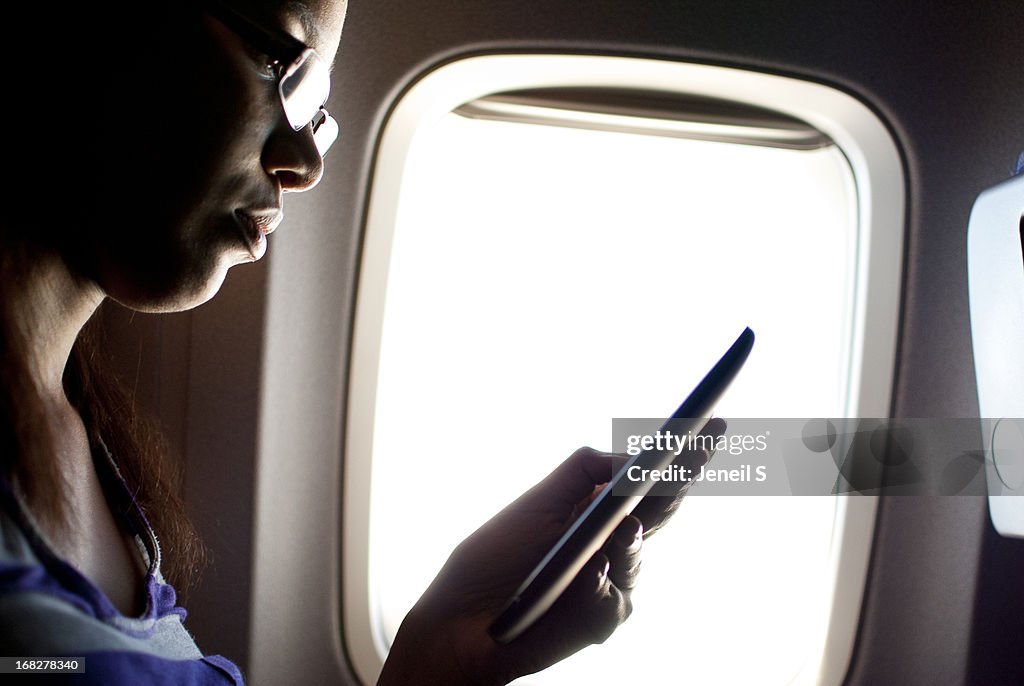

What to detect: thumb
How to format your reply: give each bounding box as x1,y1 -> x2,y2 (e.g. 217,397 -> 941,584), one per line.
534,447 -> 630,508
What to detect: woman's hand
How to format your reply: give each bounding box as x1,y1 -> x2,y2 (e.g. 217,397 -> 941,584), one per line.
377,418 -> 727,686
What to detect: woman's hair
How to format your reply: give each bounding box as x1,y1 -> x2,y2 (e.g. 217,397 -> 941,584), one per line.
69,318 -> 207,593
0,237 -> 205,594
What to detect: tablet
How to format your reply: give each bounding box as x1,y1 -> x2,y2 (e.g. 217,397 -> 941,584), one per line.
488,327 -> 755,643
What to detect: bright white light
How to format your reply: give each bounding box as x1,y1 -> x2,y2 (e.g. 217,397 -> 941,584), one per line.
370,112 -> 855,685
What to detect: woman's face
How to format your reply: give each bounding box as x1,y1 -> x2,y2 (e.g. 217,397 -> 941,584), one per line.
73,0 -> 347,312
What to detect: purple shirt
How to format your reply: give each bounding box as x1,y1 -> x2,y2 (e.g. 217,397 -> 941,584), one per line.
0,442 -> 244,684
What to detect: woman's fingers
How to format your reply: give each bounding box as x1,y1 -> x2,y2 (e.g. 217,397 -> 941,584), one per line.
568,552 -> 629,645
605,515 -> 643,591
560,516 -> 644,644
632,417 -> 727,536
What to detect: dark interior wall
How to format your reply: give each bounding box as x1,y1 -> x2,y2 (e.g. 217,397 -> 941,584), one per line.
100,0 -> 1023,682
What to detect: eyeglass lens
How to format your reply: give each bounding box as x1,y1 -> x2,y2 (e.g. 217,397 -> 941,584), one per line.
279,48 -> 338,154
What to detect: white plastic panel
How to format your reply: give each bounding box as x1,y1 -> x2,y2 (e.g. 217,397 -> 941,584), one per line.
967,173 -> 1024,537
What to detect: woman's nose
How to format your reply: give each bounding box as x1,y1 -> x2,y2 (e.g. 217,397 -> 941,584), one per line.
261,124 -> 325,192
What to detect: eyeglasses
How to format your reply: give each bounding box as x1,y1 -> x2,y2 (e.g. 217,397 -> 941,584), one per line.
204,0 -> 339,155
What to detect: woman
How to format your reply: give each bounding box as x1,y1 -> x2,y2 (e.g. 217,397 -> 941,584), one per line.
0,1 -> 722,683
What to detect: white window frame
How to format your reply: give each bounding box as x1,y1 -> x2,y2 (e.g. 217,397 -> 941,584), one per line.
344,53 -> 904,686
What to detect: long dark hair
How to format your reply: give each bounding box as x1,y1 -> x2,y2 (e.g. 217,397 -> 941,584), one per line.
0,238 -> 205,595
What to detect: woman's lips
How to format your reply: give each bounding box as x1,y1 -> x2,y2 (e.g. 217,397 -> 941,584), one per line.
233,209 -> 283,260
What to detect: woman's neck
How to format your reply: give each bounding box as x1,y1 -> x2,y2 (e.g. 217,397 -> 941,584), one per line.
3,247 -> 104,402
2,249 -> 148,616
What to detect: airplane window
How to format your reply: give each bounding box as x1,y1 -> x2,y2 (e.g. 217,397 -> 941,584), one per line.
345,55 -> 904,686
371,114 -> 848,685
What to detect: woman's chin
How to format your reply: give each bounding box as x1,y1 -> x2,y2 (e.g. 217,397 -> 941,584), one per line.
107,256 -> 242,314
